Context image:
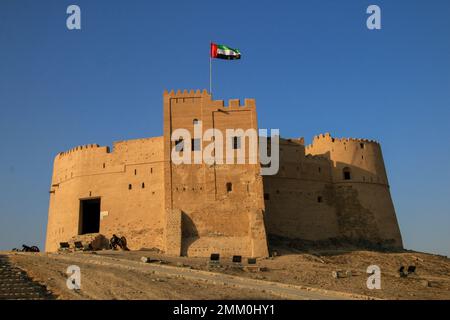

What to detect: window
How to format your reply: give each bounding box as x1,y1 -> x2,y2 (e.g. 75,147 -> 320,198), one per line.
318,167 -> 321,173
192,138 -> 201,151
142,183 -> 145,189
134,169 -> 137,175
317,196 -> 323,203
232,136 -> 241,149
128,184 -> 132,190
343,167 -> 351,180
175,139 -> 184,152
193,119 -> 199,125
226,182 -> 233,193
103,163 -> 105,169
360,143 -> 365,149
264,193 -> 270,200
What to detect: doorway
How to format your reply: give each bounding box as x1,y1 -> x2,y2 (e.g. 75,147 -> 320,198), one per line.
79,198 -> 101,235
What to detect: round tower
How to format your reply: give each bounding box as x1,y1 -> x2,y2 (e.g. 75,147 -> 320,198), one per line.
306,133 -> 403,249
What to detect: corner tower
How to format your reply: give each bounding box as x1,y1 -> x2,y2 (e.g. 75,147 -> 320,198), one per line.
306,133 -> 403,248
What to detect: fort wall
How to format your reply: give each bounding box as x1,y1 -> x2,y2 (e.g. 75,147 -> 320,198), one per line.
45,90 -> 403,255
262,133 -> 403,248
45,137 -> 166,252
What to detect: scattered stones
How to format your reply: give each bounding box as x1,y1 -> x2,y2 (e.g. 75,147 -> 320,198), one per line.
332,270 -> 353,279
0,255 -> 55,300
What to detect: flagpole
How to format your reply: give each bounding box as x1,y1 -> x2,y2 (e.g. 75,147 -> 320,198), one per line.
209,41 -> 212,97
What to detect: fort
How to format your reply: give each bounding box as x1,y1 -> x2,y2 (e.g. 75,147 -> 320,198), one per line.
45,89 -> 403,256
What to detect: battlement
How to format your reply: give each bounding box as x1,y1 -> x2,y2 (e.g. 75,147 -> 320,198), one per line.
305,133 -> 380,150
58,144 -> 102,157
164,89 -> 255,110
164,89 -> 209,98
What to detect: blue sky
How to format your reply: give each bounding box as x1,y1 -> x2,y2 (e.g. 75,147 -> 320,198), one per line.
0,0 -> 449,256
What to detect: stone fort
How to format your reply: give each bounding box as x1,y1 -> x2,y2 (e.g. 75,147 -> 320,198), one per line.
45,90 -> 403,256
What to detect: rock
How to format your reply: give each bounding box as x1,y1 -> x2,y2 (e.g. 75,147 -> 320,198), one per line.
332,270 -> 345,279
421,280 -> 431,287
141,256 -> 150,263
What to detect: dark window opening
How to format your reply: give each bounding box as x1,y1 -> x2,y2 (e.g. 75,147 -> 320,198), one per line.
360,143 -> 365,149
79,198 -> 100,235
264,193 -> 270,200
318,167 -> 321,173
343,167 -> 351,180
128,184 -> 132,190
175,139 -> 184,152
150,168 -> 153,174
142,183 -> 145,189
192,138 -> 201,151
134,169 -> 137,175
317,196 -> 323,203
232,136 -> 241,149
226,182 -> 233,193
193,119 -> 199,125
103,163 -> 105,168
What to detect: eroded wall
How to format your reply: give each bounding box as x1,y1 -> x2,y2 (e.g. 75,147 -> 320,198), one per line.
263,133 -> 403,249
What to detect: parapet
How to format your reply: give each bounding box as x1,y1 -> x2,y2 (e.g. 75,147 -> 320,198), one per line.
57,144 -> 102,158
305,132 -> 380,150
164,89 -> 256,110
164,89 -> 209,98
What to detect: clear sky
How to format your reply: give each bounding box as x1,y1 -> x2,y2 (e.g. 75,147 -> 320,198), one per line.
0,0 -> 449,256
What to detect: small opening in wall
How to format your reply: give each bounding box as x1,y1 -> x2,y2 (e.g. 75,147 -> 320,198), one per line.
150,168 -> 153,174
318,167 -> 321,173
103,163 -> 105,169
362,155 -> 364,159
232,136 -> 241,149
317,196 -> 323,203
192,138 -> 201,151
343,167 -> 351,180
226,182 -> 233,193
134,169 -> 137,175
142,183 -> 145,189
360,143 -> 365,149
175,139 -> 184,152
264,193 -> 270,200
193,119 -> 199,125
128,184 -> 132,190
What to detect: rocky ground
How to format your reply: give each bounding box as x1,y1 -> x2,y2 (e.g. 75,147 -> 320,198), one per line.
3,247 -> 449,300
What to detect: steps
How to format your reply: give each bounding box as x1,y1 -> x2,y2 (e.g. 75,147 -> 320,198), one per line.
0,255 -> 55,300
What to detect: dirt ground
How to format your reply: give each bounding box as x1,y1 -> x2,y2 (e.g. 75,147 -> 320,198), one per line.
5,247 -> 450,300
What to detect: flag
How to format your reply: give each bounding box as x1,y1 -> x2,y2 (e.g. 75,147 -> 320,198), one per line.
210,43 -> 241,60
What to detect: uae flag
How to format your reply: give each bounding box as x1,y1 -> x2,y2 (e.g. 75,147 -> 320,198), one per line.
210,43 -> 241,60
